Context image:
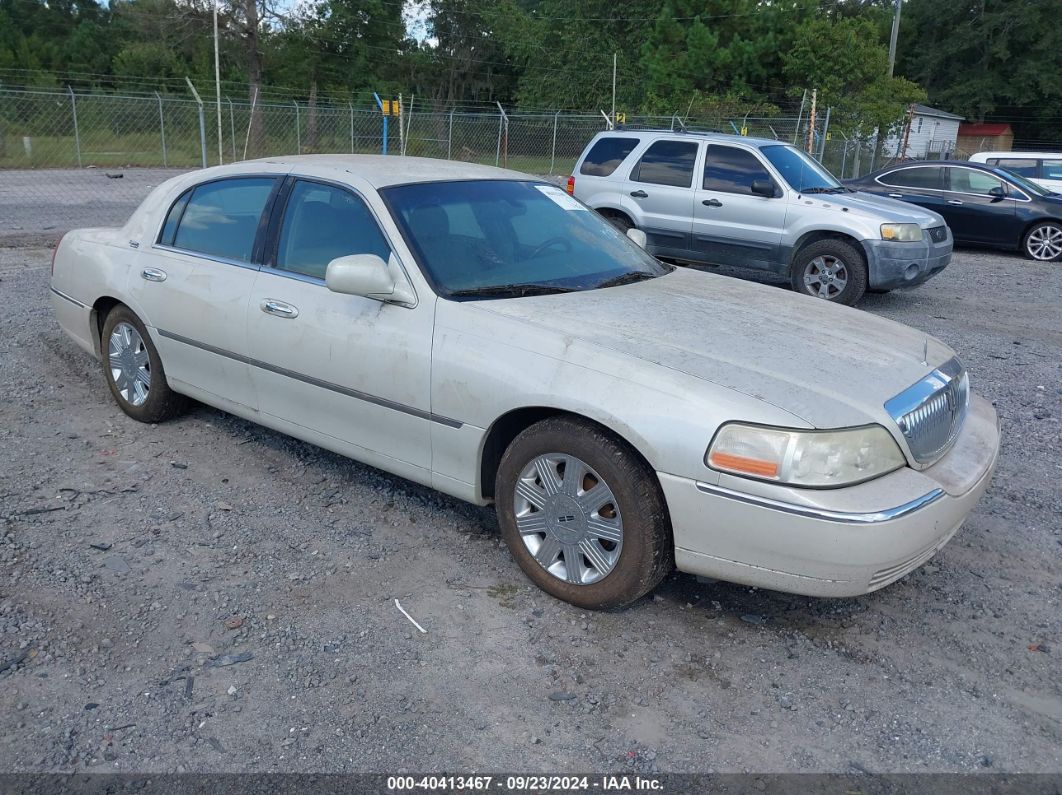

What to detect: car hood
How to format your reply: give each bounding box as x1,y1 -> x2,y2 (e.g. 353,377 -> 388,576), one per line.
816,190 -> 946,227
474,268 -> 954,429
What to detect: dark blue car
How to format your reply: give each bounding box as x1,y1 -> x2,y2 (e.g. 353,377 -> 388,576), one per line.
847,160 -> 1062,262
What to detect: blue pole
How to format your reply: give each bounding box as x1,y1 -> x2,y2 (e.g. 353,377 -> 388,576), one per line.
373,92 -> 388,155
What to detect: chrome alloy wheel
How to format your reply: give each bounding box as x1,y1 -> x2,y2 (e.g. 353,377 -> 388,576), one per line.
108,322 -> 151,406
513,453 -> 623,585
1026,224 -> 1062,261
803,255 -> 849,299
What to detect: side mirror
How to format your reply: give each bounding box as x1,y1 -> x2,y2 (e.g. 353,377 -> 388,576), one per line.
325,253 -> 415,304
988,185 -> 1006,202
751,179 -> 777,198
626,227 -> 648,249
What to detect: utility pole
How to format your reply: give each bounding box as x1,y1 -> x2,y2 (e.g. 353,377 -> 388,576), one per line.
806,88 -> 817,154
610,52 -> 617,127
213,0 -> 223,164
887,0 -> 903,77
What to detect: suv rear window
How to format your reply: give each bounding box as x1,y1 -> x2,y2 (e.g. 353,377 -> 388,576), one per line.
579,137 -> 639,177
631,140 -> 699,188
987,158 -> 1037,177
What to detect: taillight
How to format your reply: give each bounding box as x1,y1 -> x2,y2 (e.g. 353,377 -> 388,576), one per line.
566,176 -> 575,195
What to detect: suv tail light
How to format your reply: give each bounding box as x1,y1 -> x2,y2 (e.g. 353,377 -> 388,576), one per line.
566,176 -> 575,195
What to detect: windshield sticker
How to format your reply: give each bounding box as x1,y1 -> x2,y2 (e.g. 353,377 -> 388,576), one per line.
535,184 -> 589,211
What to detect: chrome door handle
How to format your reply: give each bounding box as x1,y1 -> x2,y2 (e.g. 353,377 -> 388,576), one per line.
947,199 -> 964,205
887,193 -> 903,199
702,198 -> 723,207
141,267 -> 167,282
629,190 -> 648,198
261,300 -> 299,319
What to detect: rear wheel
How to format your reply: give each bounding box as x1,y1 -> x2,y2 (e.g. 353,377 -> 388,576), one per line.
790,238 -> 867,305
1022,221 -> 1062,262
101,305 -> 188,423
495,416 -> 673,610
599,210 -> 634,235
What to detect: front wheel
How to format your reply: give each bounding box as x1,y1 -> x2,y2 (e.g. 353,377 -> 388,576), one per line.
495,417 -> 673,610
101,305 -> 188,423
1022,221 -> 1062,262
790,239 -> 868,305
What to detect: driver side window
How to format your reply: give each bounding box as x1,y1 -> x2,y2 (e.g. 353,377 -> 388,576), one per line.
275,180 -> 391,280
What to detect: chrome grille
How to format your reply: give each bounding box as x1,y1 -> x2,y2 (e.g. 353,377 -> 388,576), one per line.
885,358 -> 969,465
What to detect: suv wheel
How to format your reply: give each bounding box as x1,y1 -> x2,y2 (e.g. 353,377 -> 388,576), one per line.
790,239 -> 867,305
495,416 -> 673,610
599,210 -> 634,234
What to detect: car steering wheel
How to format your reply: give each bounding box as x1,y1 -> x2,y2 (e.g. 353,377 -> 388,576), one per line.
529,237 -> 573,259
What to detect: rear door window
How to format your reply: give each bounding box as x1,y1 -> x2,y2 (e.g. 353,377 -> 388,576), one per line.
703,145 -> 774,194
878,167 -> 944,190
1041,159 -> 1062,180
579,137 -> 639,177
630,140 -> 699,188
172,177 -> 277,262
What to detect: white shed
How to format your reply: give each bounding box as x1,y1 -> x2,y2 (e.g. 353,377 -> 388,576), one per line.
883,104 -> 964,160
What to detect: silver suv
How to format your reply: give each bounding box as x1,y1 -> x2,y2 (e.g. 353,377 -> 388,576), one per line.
570,130 -> 953,304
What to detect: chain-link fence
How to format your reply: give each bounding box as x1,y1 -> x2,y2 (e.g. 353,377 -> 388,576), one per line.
3,85 -> 901,243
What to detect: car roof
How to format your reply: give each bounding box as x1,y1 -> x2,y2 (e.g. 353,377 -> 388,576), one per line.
972,151 -> 1060,159
242,154 -> 532,188
601,129 -> 784,148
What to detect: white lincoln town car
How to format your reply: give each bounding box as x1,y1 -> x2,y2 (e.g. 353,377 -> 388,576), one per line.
49,155 -> 1000,609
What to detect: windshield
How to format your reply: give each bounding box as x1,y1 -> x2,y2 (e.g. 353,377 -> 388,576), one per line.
992,167 -> 1051,197
381,180 -> 669,298
760,144 -> 844,193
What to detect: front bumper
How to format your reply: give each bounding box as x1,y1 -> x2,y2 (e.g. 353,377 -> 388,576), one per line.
660,394 -> 1000,597
862,229 -> 953,290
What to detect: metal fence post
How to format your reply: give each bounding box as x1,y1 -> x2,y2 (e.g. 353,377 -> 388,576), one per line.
447,109 -> 454,160
67,86 -> 82,167
350,101 -> 355,153
372,93 -> 388,155
228,98 -> 237,161
155,91 -> 167,167
550,111 -> 559,174
818,106 -> 831,162
293,101 -> 301,154
184,77 -> 208,168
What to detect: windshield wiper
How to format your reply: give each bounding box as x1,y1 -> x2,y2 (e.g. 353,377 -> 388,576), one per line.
801,186 -> 846,194
448,283 -> 576,299
595,271 -> 657,289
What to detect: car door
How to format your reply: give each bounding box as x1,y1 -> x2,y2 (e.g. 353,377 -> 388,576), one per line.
129,175 -> 281,409
692,144 -> 786,269
245,176 -> 434,475
940,166 -> 1018,244
622,139 -> 698,257
871,166 -> 951,221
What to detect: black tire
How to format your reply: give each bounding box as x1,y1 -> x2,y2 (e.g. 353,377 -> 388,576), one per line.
600,210 -> 634,234
100,305 -> 188,423
1022,221 -> 1062,262
495,416 -> 673,610
790,238 -> 868,305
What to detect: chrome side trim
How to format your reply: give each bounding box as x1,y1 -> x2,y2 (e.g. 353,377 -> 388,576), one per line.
151,244 -> 262,272
156,328 -> 463,429
694,481 -> 945,524
50,286 -> 89,309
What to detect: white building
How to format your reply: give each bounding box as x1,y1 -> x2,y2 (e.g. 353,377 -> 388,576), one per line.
883,104 -> 964,160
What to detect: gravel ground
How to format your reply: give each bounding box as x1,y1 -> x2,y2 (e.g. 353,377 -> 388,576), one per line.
0,244 -> 1059,775
0,169 -> 191,246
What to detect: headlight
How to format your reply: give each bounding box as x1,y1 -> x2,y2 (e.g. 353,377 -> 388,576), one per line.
880,223 -> 923,242
706,423 -> 906,488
